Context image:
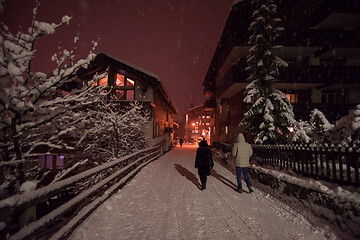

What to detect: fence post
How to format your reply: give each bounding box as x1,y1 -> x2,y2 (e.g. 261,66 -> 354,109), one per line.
291,145 -> 296,171
355,148 -> 359,187
314,146 -> 319,177
339,147 -> 344,185
305,146 -> 310,176
301,145 -> 305,176
319,146 -> 324,179
332,147 -> 337,183
326,148 -> 331,180
309,146 -> 314,176
294,145 -> 300,173
285,145 -> 289,170
277,145 -> 281,170
346,148 -> 352,185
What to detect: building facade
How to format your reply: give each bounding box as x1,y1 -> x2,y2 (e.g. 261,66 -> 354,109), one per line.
76,52 -> 178,152
177,104 -> 213,143
203,0 -> 360,145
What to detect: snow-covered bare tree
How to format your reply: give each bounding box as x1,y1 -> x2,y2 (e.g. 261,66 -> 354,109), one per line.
46,96 -> 149,190
241,0 -> 295,144
74,98 -> 149,163
0,1 -> 100,188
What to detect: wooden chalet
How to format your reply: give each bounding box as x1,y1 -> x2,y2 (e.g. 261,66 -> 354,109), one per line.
76,52 -> 178,152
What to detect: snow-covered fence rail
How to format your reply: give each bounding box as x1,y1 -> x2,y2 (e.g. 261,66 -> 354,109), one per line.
252,144 -> 360,187
0,145 -> 162,240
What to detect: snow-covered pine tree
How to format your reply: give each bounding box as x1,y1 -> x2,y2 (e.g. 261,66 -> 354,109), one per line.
241,0 -> 295,144
0,1 -> 99,187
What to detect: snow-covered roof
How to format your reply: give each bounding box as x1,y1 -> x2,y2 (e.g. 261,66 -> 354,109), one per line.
233,0 -> 244,6
188,104 -> 204,112
100,52 -> 160,80
91,53 -> 178,114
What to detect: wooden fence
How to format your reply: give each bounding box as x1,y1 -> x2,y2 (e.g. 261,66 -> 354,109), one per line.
251,144 -> 360,187
0,145 -> 162,240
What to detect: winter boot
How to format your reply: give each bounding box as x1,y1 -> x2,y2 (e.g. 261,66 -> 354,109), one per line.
248,186 -> 253,193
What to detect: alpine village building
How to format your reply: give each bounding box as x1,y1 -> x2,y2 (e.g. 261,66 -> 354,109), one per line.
38,52 -> 177,170
177,104 -> 212,143
75,53 -> 178,154
202,0 -> 360,146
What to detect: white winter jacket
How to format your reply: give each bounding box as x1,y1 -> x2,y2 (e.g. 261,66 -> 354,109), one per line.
231,133 -> 253,167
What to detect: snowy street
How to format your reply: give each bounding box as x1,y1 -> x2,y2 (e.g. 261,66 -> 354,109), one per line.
70,144 -> 336,240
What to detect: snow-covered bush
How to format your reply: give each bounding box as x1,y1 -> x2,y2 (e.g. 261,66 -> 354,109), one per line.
289,106 -> 360,148
0,2 -> 99,191
326,104 -> 360,147
288,120 -> 312,144
309,109 -> 334,144
241,0 -> 295,144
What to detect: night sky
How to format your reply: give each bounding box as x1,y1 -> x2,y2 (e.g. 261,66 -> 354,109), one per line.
1,0 -> 234,120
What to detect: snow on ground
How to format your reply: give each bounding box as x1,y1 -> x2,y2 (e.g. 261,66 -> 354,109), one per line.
70,144 -> 337,240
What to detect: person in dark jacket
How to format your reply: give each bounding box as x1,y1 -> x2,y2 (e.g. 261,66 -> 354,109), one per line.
195,139 -> 213,190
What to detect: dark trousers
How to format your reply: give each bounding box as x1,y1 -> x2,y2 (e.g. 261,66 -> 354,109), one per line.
236,167 -> 251,190
198,170 -> 208,189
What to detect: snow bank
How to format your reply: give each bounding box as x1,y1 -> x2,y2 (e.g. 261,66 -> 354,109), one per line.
249,165 -> 360,239
19,181 -> 37,193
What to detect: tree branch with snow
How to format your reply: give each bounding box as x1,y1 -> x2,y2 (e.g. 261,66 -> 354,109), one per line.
0,1 -> 99,191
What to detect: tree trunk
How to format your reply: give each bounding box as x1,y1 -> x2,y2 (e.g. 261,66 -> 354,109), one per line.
11,117 -> 25,184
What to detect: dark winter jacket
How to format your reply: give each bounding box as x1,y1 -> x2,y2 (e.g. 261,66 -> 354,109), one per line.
195,140 -> 213,175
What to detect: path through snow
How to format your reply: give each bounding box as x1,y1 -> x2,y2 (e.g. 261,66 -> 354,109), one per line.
70,144 -> 337,240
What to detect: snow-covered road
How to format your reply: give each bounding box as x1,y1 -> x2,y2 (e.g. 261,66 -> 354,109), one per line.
70,144 -> 337,240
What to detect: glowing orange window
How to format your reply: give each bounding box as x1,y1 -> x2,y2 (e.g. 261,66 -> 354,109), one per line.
286,93 -> 298,103
99,75 -> 108,86
127,78 -> 135,86
116,74 -> 125,86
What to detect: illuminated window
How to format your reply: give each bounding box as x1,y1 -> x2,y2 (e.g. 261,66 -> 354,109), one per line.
116,74 -> 125,86
126,90 -> 134,100
100,76 -> 108,86
127,78 -> 135,86
38,155 -> 64,169
286,93 -> 298,103
92,74 -> 108,86
115,74 -> 135,100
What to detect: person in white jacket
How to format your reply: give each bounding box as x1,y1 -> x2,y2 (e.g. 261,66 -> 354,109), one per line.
231,133 -> 253,193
